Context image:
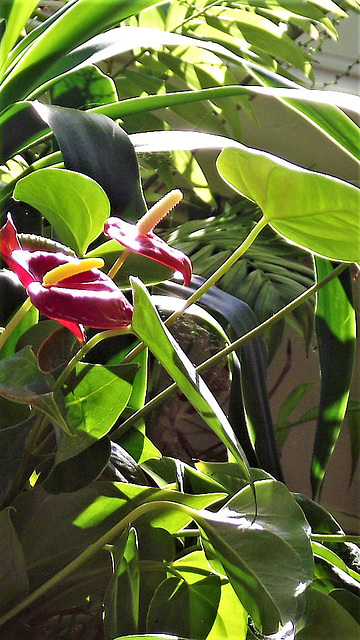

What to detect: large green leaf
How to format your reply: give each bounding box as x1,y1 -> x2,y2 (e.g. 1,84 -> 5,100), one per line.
217,146 -> 360,262
131,277 -> 251,477
197,479 -> 312,634
13,167 -> 110,256
13,481 -> 223,587
173,550 -> 248,640
50,65 -> 118,110
311,259 -> 356,497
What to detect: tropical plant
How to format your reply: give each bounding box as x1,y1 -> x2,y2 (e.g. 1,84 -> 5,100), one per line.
0,1 -> 359,639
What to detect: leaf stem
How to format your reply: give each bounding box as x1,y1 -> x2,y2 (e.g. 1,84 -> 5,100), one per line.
0,500 -> 191,627
0,297 -> 32,351
311,534 -> 360,543
112,261 -> 348,439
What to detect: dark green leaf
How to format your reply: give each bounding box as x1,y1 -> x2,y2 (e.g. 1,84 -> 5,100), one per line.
29,103 -> 147,220
330,589 -> 360,625
0,346 -> 70,434
198,479 -> 312,634
44,436 -> 111,494
0,508 -> 29,615
296,587 -> 360,639
50,64 -> 118,110
0,416 -> 35,508
311,260 -> 356,497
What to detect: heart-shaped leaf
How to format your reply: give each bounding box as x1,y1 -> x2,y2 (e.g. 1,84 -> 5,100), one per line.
217,146 -> 360,262
13,167 -> 110,256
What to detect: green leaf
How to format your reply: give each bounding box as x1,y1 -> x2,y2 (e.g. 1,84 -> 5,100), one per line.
173,549 -> 248,640
217,146 -> 360,262
147,575 -> 221,639
131,277 -> 251,478
0,508 -> 29,615
311,260 -> 356,497
13,167 -> 110,256
311,541 -> 360,585
13,482 -> 223,587
0,0 -> 38,70
44,437 -> 111,494
0,0 -> 164,106
0,416 -> 35,508
0,346 -> 70,434
50,64 -> 118,110
104,527 -> 140,638
61,363 -> 138,458
0,303 -> 38,360
296,587 -> 360,639
330,589 -> 360,625
198,479 -> 312,634
348,404 -> 360,483
32,104 -> 147,220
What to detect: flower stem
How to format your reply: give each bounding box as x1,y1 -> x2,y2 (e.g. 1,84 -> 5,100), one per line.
0,297 -> 32,351
165,217 -> 267,326
108,247 -> 131,279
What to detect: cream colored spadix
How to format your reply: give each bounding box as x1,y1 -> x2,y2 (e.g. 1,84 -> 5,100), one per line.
42,258 -> 105,287
136,189 -> 183,235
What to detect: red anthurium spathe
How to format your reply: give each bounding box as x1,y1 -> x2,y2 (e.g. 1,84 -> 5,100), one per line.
1,215 -> 133,343
104,190 -> 192,285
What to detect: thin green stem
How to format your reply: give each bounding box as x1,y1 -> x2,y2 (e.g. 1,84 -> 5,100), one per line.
311,534 -> 360,543
107,247 -> 131,279
112,261 -> 348,439
0,297 -> 32,350
0,500 -> 191,627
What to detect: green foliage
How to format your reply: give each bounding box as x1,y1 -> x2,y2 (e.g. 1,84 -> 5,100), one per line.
0,1 -> 359,638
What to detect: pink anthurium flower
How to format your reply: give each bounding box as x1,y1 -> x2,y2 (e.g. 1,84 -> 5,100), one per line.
1,215 -> 133,343
104,190 -> 192,285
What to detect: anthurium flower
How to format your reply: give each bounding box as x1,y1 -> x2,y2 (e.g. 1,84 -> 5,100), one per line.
1,215 -> 133,343
104,190 -> 192,285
